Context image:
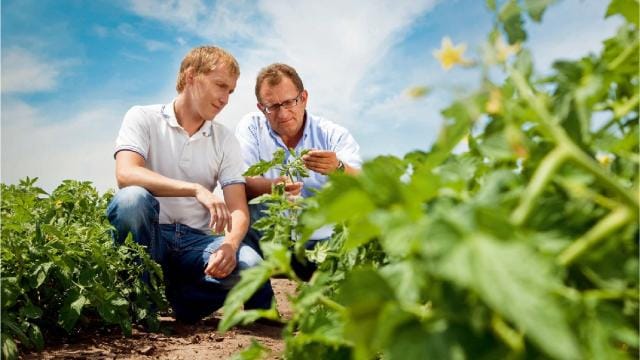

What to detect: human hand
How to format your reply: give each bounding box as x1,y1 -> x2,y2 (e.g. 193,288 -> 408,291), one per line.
204,243 -> 238,278
274,176 -> 303,196
194,185 -> 231,233
302,150 -> 340,175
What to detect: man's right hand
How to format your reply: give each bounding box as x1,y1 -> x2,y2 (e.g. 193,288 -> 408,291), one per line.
194,184 -> 231,233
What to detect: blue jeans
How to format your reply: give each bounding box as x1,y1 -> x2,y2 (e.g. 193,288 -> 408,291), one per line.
106,186 -> 274,323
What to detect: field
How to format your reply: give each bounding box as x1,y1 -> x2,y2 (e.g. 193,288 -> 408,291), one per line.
2,1 -> 638,359
21,279 -> 295,360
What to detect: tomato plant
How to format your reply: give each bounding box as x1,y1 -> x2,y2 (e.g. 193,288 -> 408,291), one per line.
224,1 -> 639,359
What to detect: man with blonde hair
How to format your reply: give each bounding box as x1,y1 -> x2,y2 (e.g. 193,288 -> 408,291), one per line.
107,46 -> 273,323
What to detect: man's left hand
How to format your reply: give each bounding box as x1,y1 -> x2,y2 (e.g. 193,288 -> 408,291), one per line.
302,150 -> 340,175
204,243 -> 238,278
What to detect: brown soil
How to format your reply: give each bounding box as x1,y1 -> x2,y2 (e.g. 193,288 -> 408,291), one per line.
22,279 -> 297,360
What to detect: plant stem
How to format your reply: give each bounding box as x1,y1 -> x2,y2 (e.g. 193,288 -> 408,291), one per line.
607,38 -> 639,71
318,295 -> 347,315
583,288 -> 639,301
565,144 -> 639,210
558,206 -> 634,266
613,93 -> 639,119
511,146 -> 568,225
509,66 -> 639,213
491,313 -> 524,352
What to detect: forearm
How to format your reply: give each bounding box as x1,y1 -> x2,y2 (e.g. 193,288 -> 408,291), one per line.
245,176 -> 276,199
223,208 -> 249,250
117,165 -> 203,197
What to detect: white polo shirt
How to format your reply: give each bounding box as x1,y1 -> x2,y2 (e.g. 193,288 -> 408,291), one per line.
114,100 -> 245,233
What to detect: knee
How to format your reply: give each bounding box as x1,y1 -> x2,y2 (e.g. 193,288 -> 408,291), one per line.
107,186 -> 157,227
236,244 -> 264,270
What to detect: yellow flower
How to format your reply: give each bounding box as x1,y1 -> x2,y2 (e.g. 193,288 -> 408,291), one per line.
486,88 -> 502,114
433,37 -> 470,70
596,153 -> 614,166
407,86 -> 430,99
494,37 -> 520,63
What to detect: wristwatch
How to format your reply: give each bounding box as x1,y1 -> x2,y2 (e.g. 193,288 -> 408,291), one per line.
337,159 -> 345,173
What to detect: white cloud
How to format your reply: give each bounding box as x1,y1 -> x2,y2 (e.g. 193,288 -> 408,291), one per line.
128,0 -> 259,40
129,0 -> 207,24
253,0 -> 438,127
1,48 -> 61,94
149,0 -> 441,135
145,39 -> 171,52
1,100 -> 120,193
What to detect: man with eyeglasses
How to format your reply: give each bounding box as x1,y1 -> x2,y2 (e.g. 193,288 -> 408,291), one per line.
235,63 -> 362,280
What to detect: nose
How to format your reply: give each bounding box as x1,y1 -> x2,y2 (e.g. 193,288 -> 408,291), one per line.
275,107 -> 289,119
219,92 -> 229,106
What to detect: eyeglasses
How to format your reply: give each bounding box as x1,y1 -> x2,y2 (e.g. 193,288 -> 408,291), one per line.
260,92 -> 302,114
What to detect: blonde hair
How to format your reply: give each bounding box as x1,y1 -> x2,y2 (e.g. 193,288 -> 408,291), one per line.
255,63 -> 304,103
176,46 -> 240,93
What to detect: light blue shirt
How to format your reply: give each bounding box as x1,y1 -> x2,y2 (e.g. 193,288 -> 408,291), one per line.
235,111 -> 362,198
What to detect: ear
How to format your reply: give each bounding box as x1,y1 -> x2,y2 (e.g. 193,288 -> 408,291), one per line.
301,90 -> 309,105
185,67 -> 196,85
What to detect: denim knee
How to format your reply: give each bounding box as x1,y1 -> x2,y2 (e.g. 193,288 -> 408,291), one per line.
107,186 -> 159,245
108,186 -> 157,228
237,243 -> 264,270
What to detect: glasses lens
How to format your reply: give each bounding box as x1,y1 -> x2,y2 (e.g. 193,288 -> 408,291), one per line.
282,98 -> 297,109
262,93 -> 301,114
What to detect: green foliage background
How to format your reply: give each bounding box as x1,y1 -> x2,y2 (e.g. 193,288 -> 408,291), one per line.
1,179 -> 167,360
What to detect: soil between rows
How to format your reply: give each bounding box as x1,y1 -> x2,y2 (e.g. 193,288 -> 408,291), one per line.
22,279 -> 297,360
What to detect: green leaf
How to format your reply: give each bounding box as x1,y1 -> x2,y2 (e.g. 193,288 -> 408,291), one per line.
1,335 -> 18,360
20,303 -> 43,320
486,0 -> 496,11
58,292 -> 87,332
379,261 -> 429,305
337,269 -> 396,359
219,262 -> 279,332
437,234 -> 581,360
31,262 -> 53,289
523,0 -> 556,22
382,316 -> 454,360
1,277 -> 19,308
606,0 -> 639,27
230,339 -> 269,360
499,0 -> 527,44
28,324 -> 44,350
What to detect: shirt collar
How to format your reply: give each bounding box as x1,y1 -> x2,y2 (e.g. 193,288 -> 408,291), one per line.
161,99 -> 212,138
161,99 -> 181,128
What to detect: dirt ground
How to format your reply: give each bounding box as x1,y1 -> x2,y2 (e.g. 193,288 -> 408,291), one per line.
22,279 -> 297,360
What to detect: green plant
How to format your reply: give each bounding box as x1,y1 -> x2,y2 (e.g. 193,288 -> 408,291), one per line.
1,178 -> 167,360
223,0 -> 638,358
243,148 -> 310,184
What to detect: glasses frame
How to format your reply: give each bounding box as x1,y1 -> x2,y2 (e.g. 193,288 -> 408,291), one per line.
260,92 -> 303,114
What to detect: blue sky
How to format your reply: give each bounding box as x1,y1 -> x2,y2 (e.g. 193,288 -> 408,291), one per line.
1,0 -> 621,192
